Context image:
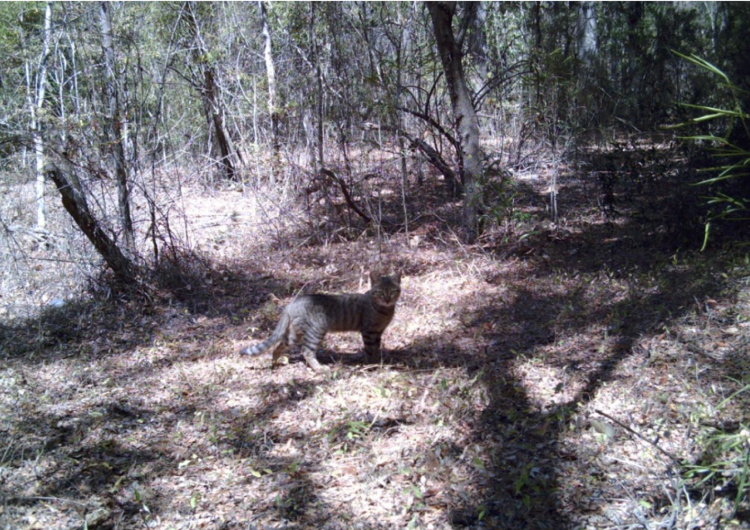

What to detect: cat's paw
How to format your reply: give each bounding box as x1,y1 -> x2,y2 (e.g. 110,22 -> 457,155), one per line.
309,362 -> 330,373
271,355 -> 289,368
303,355 -> 329,373
364,353 -> 382,365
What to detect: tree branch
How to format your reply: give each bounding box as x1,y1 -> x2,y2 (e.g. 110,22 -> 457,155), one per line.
455,2 -> 477,47
400,132 -> 462,196
472,61 -> 531,109
315,168 -> 373,224
397,107 -> 459,149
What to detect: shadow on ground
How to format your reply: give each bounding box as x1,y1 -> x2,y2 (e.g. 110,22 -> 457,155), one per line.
1,142 -> 746,528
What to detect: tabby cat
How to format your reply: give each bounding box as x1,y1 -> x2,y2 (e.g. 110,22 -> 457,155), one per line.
240,272 -> 401,371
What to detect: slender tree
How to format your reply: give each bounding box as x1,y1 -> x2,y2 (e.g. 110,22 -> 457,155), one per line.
99,1 -> 135,254
185,2 -> 239,181
311,3 -> 324,168
576,1 -> 597,66
259,1 -> 280,183
30,2 -> 53,231
427,2 -> 485,240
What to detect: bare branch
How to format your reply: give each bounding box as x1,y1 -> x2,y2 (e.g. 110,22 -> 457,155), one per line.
397,106 -> 459,150
316,168 -> 373,224
594,409 -> 682,465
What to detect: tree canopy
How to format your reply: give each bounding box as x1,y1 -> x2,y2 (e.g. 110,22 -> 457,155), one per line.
2,2 -> 748,256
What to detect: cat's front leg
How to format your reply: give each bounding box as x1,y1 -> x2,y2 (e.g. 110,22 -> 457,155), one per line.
362,334 -> 382,363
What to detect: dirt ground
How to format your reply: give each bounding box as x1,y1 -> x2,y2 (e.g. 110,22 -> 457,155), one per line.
1,142 -> 749,529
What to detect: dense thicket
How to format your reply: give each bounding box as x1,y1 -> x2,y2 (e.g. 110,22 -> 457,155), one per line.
1,1 -> 749,276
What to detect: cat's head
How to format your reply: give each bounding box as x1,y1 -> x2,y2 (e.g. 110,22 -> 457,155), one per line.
369,272 -> 401,307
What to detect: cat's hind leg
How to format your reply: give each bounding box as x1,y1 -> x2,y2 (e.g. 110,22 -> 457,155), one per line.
300,322 -> 328,372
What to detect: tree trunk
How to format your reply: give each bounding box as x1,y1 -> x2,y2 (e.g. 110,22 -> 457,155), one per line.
310,3 -> 324,169
202,65 -> 236,180
47,165 -> 135,285
395,7 -> 410,239
259,1 -> 280,184
32,2 -> 53,231
316,63 -> 324,169
186,2 -> 237,181
427,2 -> 484,241
576,1 -> 597,66
99,1 -> 136,254
469,2 -> 489,80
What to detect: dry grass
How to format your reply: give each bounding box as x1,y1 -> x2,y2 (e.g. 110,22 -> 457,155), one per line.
1,143 -> 749,529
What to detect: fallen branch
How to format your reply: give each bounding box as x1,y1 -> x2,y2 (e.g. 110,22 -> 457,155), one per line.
5,495 -> 88,508
46,164 -> 136,284
594,409 -> 682,465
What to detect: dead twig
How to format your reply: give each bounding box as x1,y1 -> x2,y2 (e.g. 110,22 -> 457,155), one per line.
5,496 -> 88,508
594,409 -> 682,465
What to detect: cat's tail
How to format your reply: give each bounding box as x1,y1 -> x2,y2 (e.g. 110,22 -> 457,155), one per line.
239,312 -> 289,356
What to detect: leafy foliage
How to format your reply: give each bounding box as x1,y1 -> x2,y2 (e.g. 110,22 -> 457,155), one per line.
670,52 -> 750,249
683,382 -> 750,513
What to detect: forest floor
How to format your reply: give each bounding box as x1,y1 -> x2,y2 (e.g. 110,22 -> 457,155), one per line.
1,140 -> 750,529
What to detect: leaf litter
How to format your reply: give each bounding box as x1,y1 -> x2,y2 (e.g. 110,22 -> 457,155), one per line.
1,145 -> 750,529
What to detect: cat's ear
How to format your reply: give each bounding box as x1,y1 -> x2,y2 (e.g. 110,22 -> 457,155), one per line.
392,271 -> 402,284
369,271 -> 379,285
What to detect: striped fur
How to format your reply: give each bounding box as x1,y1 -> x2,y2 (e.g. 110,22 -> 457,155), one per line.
240,272 -> 401,371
